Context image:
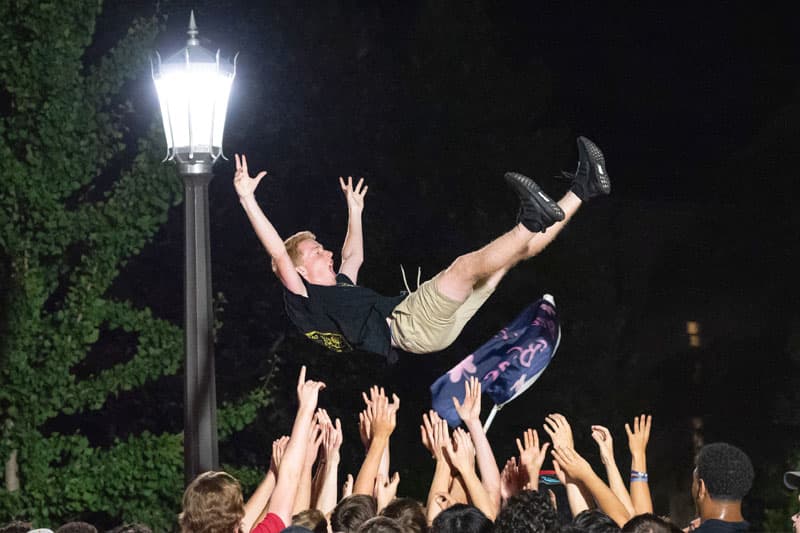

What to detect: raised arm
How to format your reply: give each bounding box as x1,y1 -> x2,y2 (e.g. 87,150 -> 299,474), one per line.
250,366 -> 324,531
312,411 -> 342,516
338,176 -> 367,284
234,154 -> 306,296
516,428 -> 550,492
453,377 -> 501,516
591,425 -> 635,516
445,428 -> 496,520
552,446 -> 631,527
353,392 -> 398,495
243,436 -> 287,529
625,414 -> 654,515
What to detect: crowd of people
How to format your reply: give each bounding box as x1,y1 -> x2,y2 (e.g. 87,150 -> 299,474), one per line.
171,366 -> 768,533
2,366 -> 795,533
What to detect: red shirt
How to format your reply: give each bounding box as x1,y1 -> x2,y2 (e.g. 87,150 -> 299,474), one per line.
251,512 -> 285,533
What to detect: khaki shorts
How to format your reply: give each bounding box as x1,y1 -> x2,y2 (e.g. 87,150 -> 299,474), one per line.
389,272 -> 495,354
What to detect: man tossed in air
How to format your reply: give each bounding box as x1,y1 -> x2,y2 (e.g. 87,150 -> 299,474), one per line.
234,137 -> 610,358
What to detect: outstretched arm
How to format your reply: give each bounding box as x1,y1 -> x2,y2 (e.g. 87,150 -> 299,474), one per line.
552,446 -> 631,527
254,366 -> 325,530
591,425 -> 635,516
626,414 -> 654,515
338,176 -> 367,284
453,377 -> 501,516
234,154 -> 306,296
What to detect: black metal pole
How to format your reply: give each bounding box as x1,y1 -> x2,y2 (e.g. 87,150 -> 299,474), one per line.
180,161 -> 219,485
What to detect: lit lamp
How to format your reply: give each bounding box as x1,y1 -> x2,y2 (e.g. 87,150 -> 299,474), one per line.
152,11 -> 237,484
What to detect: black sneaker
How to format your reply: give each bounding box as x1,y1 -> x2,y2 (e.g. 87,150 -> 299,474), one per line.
504,172 -> 565,233
562,136 -> 611,201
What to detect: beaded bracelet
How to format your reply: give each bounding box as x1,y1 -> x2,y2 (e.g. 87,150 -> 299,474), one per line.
630,470 -> 649,482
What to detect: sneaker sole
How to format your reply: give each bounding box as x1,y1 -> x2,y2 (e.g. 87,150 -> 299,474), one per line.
577,136 -> 611,194
504,172 -> 566,222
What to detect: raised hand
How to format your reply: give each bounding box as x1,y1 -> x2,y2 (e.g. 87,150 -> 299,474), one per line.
371,393 -> 400,439
296,365 -> 326,410
322,416 -> 343,463
551,446 -> 595,484
339,176 -> 368,213
445,428 -> 476,474
375,472 -> 400,511
342,473 -> 354,499
517,428 -> 550,481
591,425 -> 616,465
304,423 -> 324,466
428,412 -> 451,462
233,153 -> 267,198
544,413 -> 574,449
452,376 -> 482,425
500,457 -> 524,501
270,435 -> 289,475
625,414 -> 652,458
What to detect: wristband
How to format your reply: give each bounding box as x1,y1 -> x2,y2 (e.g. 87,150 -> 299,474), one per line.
630,470 -> 648,482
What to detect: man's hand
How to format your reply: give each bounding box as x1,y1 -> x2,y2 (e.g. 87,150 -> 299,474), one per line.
234,154 -> 267,199
296,366 -> 325,411
625,414 -> 652,458
445,428 -> 476,474
452,377 -> 482,425
304,423 -> 323,467
428,412 -> 451,463
500,457 -> 524,501
544,413 -> 574,449
551,446 -> 595,483
340,176 -> 368,213
375,472 -> 400,511
421,410 -> 447,460
321,415 -> 343,464
371,393 -> 399,439
342,473 -> 354,499
591,425 -> 616,466
517,428 -> 550,480
270,436 -> 289,475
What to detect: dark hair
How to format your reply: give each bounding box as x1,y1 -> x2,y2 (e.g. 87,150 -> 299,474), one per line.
622,514 -> 682,533
493,489 -> 559,533
430,504 -> 492,533
380,497 -> 427,533
331,495 -> 378,533
357,516 -> 404,533
293,509 -> 328,533
572,509 -> 620,533
695,442 -> 754,500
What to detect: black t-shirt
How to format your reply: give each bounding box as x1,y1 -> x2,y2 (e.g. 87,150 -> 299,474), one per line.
694,519 -> 749,532
283,273 -> 406,355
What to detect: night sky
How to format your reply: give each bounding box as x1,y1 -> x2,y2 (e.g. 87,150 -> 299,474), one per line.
82,1 -> 800,526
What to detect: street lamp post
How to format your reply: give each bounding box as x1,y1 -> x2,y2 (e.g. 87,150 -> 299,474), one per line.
152,11 -> 236,485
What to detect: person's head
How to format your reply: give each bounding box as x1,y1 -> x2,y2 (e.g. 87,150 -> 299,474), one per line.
380,497 -> 427,533
277,230 -> 336,284
572,509 -> 620,533
430,504 -> 492,533
292,509 -> 328,533
179,470 -> 244,533
692,442 -> 754,512
357,516 -> 404,533
621,514 -> 682,533
493,489 -> 559,533
331,495 -> 378,533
